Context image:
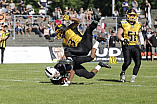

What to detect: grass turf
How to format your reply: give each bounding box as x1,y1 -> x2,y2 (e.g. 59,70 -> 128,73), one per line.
0,61 -> 157,104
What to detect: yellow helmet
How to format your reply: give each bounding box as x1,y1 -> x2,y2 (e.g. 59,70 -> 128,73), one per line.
55,24 -> 67,39
126,9 -> 137,22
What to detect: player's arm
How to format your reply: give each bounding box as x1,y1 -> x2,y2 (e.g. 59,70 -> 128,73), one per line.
116,27 -> 124,40
62,64 -> 75,86
63,14 -> 80,29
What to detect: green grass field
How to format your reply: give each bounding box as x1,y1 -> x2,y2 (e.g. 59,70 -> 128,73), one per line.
0,61 -> 157,104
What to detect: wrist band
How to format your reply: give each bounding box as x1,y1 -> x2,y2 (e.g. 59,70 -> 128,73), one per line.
120,38 -> 124,41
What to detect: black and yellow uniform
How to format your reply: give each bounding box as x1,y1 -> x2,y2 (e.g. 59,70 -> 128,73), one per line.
62,24 -> 83,47
119,20 -> 142,75
65,21 -> 97,57
0,31 -> 10,64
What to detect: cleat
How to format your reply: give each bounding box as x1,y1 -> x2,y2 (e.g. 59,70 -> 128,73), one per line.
130,79 -> 135,83
58,59 -> 73,65
98,61 -> 111,68
96,37 -> 107,42
92,8 -> 101,21
130,75 -> 136,83
120,72 -> 125,82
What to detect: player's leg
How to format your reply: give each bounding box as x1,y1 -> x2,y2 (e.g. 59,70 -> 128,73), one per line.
1,48 -> 5,64
130,47 -> 141,83
75,62 -> 111,79
120,46 -> 132,82
80,8 -> 102,50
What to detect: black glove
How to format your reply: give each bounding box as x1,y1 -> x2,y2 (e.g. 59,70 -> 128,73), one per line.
124,39 -> 129,47
141,45 -> 145,52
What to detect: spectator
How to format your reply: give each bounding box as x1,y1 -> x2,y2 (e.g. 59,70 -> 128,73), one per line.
15,21 -> 25,36
97,23 -> 101,32
17,0 -> 24,13
112,10 -> 119,17
32,20 -> 42,37
98,28 -> 107,38
145,28 -> 154,61
76,11 -> 83,22
39,22 -> 45,34
39,6 -> 46,21
43,26 -> 53,42
47,21 -> 55,37
141,23 -> 147,42
122,0 -> 129,16
85,8 -> 92,20
24,21 -> 31,36
107,30 -> 119,48
21,7 -> 28,19
1,0 -> 9,8
28,7 -> 36,15
52,8 -> 58,21
9,0 -> 15,10
38,0 -> 47,14
154,16 -> 157,31
0,25 -> 10,64
132,0 -> 138,10
145,0 -> 151,19
12,7 -> 20,15
54,18 -> 62,25
57,7 -> 62,19
148,31 -> 157,62
97,8 -> 101,16
97,28 -> 108,44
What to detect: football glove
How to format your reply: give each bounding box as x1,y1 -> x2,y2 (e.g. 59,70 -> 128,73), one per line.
124,39 -> 129,47
63,14 -> 70,20
141,45 -> 145,52
62,80 -> 71,86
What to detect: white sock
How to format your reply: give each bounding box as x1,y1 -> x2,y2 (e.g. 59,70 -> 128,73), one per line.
95,65 -> 101,71
93,41 -> 99,49
132,75 -> 136,79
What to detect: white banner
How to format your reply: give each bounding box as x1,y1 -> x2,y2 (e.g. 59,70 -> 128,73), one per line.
2,47 -> 52,63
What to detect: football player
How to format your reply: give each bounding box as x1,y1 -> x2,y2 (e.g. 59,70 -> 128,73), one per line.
55,8 -> 106,59
45,47 -> 111,86
116,9 -> 145,83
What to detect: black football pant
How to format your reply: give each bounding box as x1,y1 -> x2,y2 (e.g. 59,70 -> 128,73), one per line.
72,55 -> 95,79
122,45 -> 141,75
1,48 -> 5,64
65,21 -> 97,57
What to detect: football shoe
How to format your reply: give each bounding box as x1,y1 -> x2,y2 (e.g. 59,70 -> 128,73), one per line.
98,61 -> 111,68
130,75 -> 136,83
92,8 -> 101,21
120,72 -> 125,82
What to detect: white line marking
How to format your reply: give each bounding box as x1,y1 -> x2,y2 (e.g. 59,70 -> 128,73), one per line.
103,83 -> 156,87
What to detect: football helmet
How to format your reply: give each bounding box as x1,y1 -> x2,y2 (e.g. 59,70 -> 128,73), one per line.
126,9 -> 137,22
45,66 -> 59,79
55,24 -> 67,39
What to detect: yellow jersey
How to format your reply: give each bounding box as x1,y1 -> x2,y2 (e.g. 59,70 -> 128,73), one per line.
0,31 -> 10,48
62,26 -> 83,47
120,20 -> 141,45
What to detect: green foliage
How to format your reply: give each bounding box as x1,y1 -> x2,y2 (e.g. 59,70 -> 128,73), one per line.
0,61 -> 157,103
